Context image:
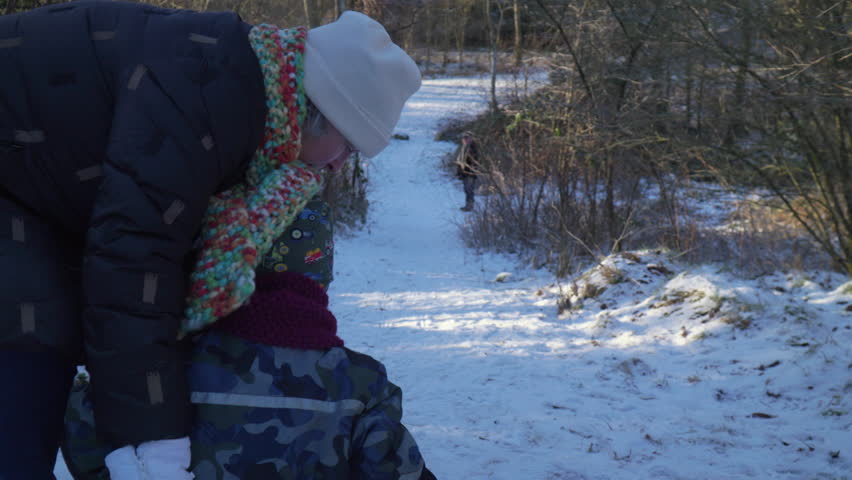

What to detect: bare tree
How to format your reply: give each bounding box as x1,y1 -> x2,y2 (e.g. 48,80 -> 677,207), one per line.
302,0 -> 313,27
454,0 -> 476,65
485,0 -> 509,113
3,0 -> 19,14
440,0 -> 452,67
422,0 -> 434,72
513,0 -> 522,67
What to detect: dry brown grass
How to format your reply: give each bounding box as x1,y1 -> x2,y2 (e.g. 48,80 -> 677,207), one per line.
622,188 -> 834,274
718,196 -> 835,272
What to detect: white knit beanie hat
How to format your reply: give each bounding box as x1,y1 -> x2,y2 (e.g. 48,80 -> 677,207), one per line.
303,11 -> 422,158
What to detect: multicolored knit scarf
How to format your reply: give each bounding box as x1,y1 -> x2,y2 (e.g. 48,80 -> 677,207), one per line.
181,25 -> 321,335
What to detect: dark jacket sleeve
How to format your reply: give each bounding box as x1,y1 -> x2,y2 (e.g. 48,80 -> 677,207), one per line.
350,367 -> 429,480
82,63 -> 233,448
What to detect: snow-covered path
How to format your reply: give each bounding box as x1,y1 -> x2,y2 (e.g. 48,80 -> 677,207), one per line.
333,74 -> 577,479
329,76 -> 852,480
56,74 -> 851,479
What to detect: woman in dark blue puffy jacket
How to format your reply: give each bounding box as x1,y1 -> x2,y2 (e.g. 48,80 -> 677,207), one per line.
0,2 -> 420,477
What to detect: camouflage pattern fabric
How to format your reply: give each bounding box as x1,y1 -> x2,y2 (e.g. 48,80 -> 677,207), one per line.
62,372 -> 110,480
189,331 -> 425,479
63,331 -> 427,479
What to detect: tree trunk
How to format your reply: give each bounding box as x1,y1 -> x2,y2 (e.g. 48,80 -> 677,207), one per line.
697,52 -> 707,135
456,0 -> 473,66
685,51 -> 694,132
605,154 -> 616,249
456,30 -> 464,66
486,0 -> 502,113
513,0 -> 522,68
422,2 -> 432,73
302,0 -> 313,28
728,0 -> 753,143
405,14 -> 414,51
588,165 -> 599,244
486,0 -> 496,112
3,0 -> 19,14
441,0 -> 451,67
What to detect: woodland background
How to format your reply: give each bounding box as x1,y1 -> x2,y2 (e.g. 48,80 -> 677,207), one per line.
3,0 -> 850,277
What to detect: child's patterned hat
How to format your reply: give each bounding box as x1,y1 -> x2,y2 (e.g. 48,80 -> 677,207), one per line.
258,196 -> 334,290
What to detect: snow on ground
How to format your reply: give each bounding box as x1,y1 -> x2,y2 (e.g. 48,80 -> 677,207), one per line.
57,74 -> 851,479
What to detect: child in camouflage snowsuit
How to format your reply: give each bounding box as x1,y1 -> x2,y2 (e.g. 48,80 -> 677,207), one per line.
63,197 -> 436,480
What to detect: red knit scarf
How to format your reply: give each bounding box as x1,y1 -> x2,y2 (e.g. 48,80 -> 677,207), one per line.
210,272 -> 343,349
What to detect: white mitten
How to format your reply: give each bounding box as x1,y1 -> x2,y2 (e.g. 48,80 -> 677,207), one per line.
104,437 -> 194,480
104,445 -> 144,480
137,436 -> 195,480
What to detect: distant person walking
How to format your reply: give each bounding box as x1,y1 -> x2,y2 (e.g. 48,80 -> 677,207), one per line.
455,132 -> 480,211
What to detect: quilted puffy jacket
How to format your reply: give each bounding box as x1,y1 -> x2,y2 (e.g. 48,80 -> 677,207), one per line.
0,0 -> 266,447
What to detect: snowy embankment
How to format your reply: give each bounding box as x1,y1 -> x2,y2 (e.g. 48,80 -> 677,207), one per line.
327,73 -> 852,480
57,72 -> 850,479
